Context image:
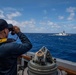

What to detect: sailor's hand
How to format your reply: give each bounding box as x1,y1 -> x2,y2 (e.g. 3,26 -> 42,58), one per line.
13,26 -> 21,33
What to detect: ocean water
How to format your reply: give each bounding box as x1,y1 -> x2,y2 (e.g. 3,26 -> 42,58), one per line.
9,33 -> 76,62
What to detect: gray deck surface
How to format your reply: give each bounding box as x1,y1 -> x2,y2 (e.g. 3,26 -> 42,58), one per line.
18,68 -> 28,75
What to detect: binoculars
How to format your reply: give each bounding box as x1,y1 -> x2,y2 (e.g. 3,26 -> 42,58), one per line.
8,24 -> 15,35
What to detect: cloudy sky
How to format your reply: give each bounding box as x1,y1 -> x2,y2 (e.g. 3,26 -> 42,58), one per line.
0,0 -> 76,33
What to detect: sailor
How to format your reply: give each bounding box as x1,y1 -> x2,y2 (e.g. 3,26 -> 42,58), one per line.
0,19 -> 32,75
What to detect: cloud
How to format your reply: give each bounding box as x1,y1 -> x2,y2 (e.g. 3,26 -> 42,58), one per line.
67,12 -> 75,20
6,19 -> 19,25
0,8 -> 22,19
8,19 -> 61,33
63,24 -> 76,31
6,19 -> 37,33
6,19 -> 36,27
0,8 -> 37,32
6,11 -> 21,19
39,20 -> 60,28
73,27 -> 76,29
3,7 -> 24,12
3,7 -> 17,11
21,19 -> 36,26
0,10 -> 5,18
66,7 -> 76,21
0,7 -> 76,33
66,7 -> 76,13
58,16 -> 64,20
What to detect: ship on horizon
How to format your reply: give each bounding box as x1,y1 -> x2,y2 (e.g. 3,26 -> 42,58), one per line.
55,31 -> 69,36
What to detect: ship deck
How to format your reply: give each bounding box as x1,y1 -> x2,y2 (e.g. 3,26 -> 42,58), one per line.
17,53 -> 76,75
18,68 -> 28,75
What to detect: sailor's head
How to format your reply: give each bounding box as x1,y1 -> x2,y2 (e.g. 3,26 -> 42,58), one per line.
0,19 -> 12,38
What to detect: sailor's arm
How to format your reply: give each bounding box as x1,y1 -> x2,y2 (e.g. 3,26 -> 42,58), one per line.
12,26 -> 32,55
17,32 -> 32,50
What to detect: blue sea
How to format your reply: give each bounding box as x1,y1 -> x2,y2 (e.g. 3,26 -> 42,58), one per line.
9,33 -> 76,62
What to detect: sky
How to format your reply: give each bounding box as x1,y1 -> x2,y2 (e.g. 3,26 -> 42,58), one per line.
0,0 -> 76,33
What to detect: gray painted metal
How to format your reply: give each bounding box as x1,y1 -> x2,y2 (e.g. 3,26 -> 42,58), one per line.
26,52 -> 76,72
18,52 -> 76,75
